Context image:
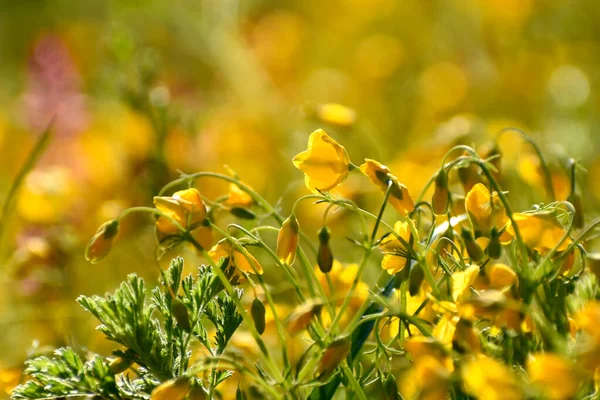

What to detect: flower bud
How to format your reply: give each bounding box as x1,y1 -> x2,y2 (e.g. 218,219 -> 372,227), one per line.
408,262 -> 425,296
317,226 -> 334,273
432,170 -> 449,216
570,192 -> 584,230
382,374 -> 401,399
251,298 -> 266,335
318,337 -> 351,379
85,220 -> 119,263
286,299 -> 323,336
109,357 -> 133,374
461,228 -> 484,263
487,227 -> 502,259
171,298 -> 192,332
151,377 -> 190,400
230,207 -> 256,220
277,215 -> 299,265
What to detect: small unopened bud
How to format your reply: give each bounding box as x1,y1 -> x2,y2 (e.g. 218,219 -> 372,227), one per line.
151,377 -> 190,400
171,298 -> 192,332
461,229 -> 484,263
317,226 -> 334,273
487,227 -> 502,259
109,357 -> 133,374
277,215 -> 299,265
251,298 -> 266,335
408,263 -> 425,296
230,207 -> 256,220
318,337 -> 351,380
85,220 -> 119,263
432,170 -> 449,215
383,374 -> 401,400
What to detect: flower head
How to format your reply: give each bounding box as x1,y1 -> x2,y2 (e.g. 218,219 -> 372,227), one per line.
208,239 -> 263,275
277,215 -> 299,265
153,188 -> 212,250
85,220 -> 119,263
462,355 -> 522,400
503,212 -> 572,255
360,159 -> 414,216
379,221 -> 413,275
465,183 -> 507,234
527,354 -> 579,400
315,103 -> 357,127
293,129 -> 350,192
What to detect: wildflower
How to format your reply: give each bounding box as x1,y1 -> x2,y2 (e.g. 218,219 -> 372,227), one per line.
380,221 -> 413,275
461,228 -> 484,263
85,220 -> 119,263
451,264 -> 479,302
465,183 -> 507,235
251,298 -> 266,335
318,337 -> 352,379
487,227 -> 502,259
286,299 -> 323,336
452,319 -> 481,354
527,354 -> 579,400
208,240 -> 263,275
432,169 -> 450,215
153,188 -> 212,250
575,301 -> 600,342
277,215 -> 299,265
224,182 -> 254,208
502,212 -> 572,254
292,129 -> 350,192
317,226 -> 334,273
151,377 -> 190,400
315,103 -> 357,127
360,159 -> 415,216
484,263 -> 517,289
461,355 -> 522,400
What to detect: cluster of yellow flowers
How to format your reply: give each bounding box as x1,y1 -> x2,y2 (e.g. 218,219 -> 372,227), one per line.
85,128 -> 599,399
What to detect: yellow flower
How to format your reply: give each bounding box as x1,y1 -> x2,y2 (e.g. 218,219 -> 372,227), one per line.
484,263 -> 517,289
575,301 -> 600,342
208,239 -> 263,275
527,354 -> 579,400
380,221 -> 413,275
465,183 -> 507,234
153,188 -> 212,250
292,129 -> 350,192
360,159 -> 415,216
462,355 -> 522,400
85,220 -> 119,263
451,264 -> 479,302
502,212 -> 572,255
224,182 -> 254,207
151,377 -> 190,400
276,215 -> 299,265
315,103 -> 357,127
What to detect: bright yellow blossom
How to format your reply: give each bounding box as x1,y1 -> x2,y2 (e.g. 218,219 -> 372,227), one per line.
380,220 -> 413,275
315,103 -> 357,127
292,129 -> 350,192
502,212 -> 572,254
360,159 -> 415,216
276,214 -> 299,265
151,377 -> 190,400
85,220 -> 119,263
527,354 -> 579,400
462,355 -> 522,400
465,183 -> 507,234
208,239 -> 263,274
451,264 -> 479,302
484,263 -> 517,289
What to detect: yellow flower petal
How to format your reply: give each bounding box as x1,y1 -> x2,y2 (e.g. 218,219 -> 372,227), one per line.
452,264 -> 480,302
293,129 -> 350,192
360,159 -> 414,216
527,354 -> 579,400
462,355 -> 522,400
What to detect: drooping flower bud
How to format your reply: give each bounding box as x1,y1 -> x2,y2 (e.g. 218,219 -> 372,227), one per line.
408,262 -> 425,296
286,299 -> 323,336
570,192 -> 584,230
461,228 -> 484,263
317,226 -> 334,273
171,298 -> 192,332
251,298 -> 266,335
432,169 -> 449,216
230,207 -> 256,220
487,226 -> 502,259
85,220 -> 119,263
318,337 -> 352,380
151,377 -> 190,400
277,215 -> 299,265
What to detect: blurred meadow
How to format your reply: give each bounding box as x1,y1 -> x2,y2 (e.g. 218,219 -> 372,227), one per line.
1,0 -> 600,398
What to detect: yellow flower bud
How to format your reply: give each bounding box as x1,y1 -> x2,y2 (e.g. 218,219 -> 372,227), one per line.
151,377 -> 190,400
461,229 -> 484,263
360,159 -> 414,216
317,226 -> 333,273
277,215 -> 299,265
85,220 -> 119,263
292,129 -> 350,192
432,170 -> 449,216
315,103 -> 357,128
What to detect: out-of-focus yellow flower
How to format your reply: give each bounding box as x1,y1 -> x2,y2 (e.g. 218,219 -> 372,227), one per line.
465,183 -> 507,234
276,215 -> 299,265
354,34 -> 404,81
153,188 -> 212,250
401,355 -> 451,400
419,62 -> 468,112
293,129 -> 350,192
315,103 -> 357,127
360,159 -> 415,216
224,182 -> 254,208
452,264 -> 479,302
527,354 -> 579,400
462,355 -> 522,400
453,319 -> 481,354
286,299 -> 323,336
575,301 -> 600,342
502,212 -> 571,255
17,166 -> 75,224
484,263 -> 517,289
208,239 -> 263,275
85,220 -> 119,263
380,221 -> 413,275
0,366 -> 21,396
151,377 -> 190,400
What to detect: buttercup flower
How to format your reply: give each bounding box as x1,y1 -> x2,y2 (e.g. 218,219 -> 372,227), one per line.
153,188 -> 212,250
465,183 -> 507,234
360,159 -> 415,216
293,129 -> 350,192
85,220 -> 119,263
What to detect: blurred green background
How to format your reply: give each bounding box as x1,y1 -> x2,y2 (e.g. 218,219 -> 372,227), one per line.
1,0 -> 600,396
